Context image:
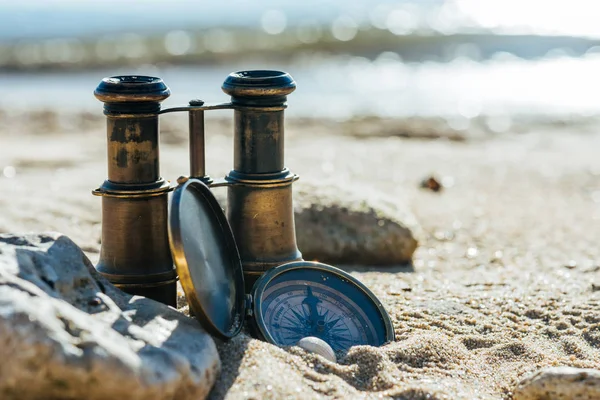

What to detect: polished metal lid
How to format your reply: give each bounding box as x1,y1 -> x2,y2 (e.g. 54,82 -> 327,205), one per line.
221,70 -> 296,106
94,75 -> 171,103
168,177 -> 246,339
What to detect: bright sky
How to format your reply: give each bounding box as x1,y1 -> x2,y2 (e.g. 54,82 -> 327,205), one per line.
0,0 -> 597,39
456,0 -> 600,38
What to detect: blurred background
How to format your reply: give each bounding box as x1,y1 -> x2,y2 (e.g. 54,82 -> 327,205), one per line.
1,0 -> 599,125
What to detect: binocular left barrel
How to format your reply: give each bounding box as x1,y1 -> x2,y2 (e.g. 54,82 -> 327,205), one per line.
93,76 -> 177,307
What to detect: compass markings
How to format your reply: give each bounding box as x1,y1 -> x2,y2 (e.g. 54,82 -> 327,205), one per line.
262,280 -> 376,351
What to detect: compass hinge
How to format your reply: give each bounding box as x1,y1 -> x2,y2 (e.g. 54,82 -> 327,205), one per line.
245,294 -> 253,317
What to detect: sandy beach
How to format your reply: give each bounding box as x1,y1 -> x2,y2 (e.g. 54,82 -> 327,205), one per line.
1,110 -> 599,399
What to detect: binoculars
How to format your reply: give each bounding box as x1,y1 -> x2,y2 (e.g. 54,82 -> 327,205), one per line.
92,70 -> 303,308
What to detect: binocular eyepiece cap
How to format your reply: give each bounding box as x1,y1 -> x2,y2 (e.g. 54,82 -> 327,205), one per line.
222,70 -> 296,105
94,75 -> 171,103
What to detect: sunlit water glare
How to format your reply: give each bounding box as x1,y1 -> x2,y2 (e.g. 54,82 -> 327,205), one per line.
2,0 -> 599,121
1,53 -> 599,121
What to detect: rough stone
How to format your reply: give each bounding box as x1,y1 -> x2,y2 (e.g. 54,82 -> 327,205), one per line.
213,181 -> 419,265
293,181 -> 419,265
0,232 -> 220,400
513,366 -> 600,400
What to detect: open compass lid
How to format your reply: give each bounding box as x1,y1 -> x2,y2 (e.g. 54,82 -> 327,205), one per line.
168,177 -> 246,339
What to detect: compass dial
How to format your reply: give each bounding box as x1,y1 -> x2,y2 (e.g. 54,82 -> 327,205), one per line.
253,263 -> 394,355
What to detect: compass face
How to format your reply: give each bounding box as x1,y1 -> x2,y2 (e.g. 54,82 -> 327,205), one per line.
254,264 -> 393,355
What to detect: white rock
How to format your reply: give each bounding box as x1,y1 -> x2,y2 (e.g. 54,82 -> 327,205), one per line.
296,336 -> 337,363
513,366 -> 600,400
0,233 -> 220,400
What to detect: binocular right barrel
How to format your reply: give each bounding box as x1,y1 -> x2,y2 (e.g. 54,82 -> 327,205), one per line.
221,71 -> 303,291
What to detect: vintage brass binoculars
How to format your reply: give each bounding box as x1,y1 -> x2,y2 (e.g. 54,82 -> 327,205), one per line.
92,70 -> 302,307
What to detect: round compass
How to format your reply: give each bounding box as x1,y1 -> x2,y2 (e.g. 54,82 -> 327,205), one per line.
250,261 -> 395,355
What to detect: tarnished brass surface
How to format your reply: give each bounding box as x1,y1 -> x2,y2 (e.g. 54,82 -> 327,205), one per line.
226,180 -> 302,288
97,194 -> 173,278
106,115 -> 160,183
189,109 -> 206,178
233,110 -> 284,173
93,75 -> 176,307
220,70 -> 303,291
187,101 -> 213,185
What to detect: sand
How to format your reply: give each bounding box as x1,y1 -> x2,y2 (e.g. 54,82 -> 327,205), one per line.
0,110 -> 599,399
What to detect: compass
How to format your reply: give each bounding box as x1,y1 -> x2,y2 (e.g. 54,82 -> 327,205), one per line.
250,262 -> 394,354
168,178 -> 395,354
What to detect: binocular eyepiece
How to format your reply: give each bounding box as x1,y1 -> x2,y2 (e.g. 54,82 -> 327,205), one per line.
93,70 -> 302,307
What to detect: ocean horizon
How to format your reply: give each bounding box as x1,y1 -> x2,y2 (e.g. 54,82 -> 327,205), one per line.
2,0 -> 600,121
